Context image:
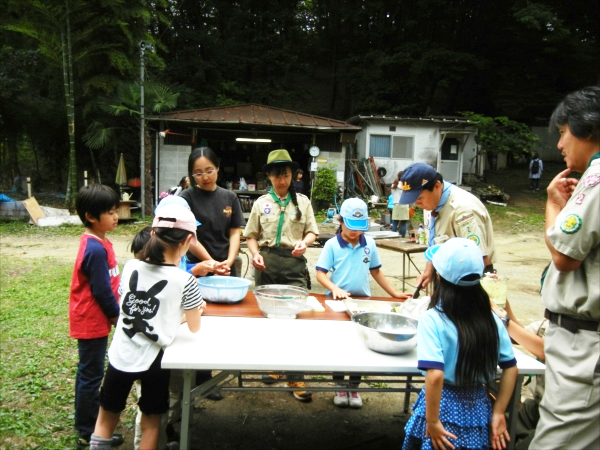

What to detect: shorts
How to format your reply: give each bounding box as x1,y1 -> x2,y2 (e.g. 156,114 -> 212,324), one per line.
99,350 -> 170,416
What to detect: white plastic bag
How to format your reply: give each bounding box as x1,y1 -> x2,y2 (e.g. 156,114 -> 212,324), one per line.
239,177 -> 248,190
400,296 -> 430,319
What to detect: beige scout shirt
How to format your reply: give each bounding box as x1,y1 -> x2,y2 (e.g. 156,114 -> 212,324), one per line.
426,186 -> 497,263
243,192 -> 319,249
542,159 -> 600,320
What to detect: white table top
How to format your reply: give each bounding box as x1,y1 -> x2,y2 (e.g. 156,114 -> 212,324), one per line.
162,316 -> 545,375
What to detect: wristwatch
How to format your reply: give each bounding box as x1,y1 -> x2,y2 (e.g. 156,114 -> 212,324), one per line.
500,316 -> 510,328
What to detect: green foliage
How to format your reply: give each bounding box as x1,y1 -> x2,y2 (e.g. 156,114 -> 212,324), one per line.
460,112 -> 539,157
311,166 -> 338,205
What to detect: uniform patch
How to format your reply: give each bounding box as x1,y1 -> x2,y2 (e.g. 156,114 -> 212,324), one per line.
575,193 -> 585,205
223,206 -> 232,217
560,214 -> 582,234
364,247 -> 371,255
263,202 -> 272,214
581,174 -> 600,187
363,257 -> 370,264
456,213 -> 476,233
467,234 -> 480,245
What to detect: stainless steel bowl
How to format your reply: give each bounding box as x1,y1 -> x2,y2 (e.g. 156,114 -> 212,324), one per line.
254,284 -> 309,319
352,312 -> 418,355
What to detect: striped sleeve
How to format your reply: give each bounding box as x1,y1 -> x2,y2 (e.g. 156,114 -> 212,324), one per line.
182,275 -> 204,310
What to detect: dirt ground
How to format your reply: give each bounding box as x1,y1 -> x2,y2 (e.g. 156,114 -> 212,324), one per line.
1,162 -> 556,449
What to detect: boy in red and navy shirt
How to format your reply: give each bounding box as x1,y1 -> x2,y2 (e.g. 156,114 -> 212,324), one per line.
69,184 -> 123,449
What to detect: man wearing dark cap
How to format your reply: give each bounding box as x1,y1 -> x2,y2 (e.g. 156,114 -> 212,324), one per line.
399,163 -> 496,287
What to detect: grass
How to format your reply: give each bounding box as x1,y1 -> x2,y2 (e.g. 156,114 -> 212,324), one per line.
0,258 -> 137,449
0,167 -> 547,447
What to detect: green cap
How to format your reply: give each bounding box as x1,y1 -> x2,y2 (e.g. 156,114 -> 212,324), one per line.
263,149 -> 299,172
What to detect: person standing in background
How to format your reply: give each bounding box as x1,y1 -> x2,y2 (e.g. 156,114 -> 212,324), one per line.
529,86 -> 600,449
529,152 -> 543,191
292,168 -> 304,194
390,171 -> 410,237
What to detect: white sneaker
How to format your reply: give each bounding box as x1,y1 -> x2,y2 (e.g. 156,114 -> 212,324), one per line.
349,391 -> 362,409
333,385 -> 349,408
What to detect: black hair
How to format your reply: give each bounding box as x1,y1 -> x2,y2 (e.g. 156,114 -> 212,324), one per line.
267,164 -> 302,221
422,173 -> 444,192
141,227 -> 193,264
532,152 -> 539,160
188,147 -> 221,187
294,168 -> 304,180
428,276 -> 499,386
130,226 -> 152,257
549,86 -> 600,143
76,184 -> 120,227
178,176 -> 189,188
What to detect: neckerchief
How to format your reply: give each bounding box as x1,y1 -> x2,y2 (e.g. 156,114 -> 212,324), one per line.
269,188 -> 291,247
587,151 -> 600,168
429,181 -> 453,247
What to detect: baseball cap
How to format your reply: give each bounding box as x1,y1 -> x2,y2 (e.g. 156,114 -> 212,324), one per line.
155,195 -> 201,226
399,163 -> 438,204
424,237 -> 484,286
152,204 -> 198,245
339,198 -> 369,231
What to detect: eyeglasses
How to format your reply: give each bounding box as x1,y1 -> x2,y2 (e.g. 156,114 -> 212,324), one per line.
192,169 -> 216,178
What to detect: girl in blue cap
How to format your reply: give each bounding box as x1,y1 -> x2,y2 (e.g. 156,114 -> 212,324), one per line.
403,238 -> 517,450
316,197 -> 411,408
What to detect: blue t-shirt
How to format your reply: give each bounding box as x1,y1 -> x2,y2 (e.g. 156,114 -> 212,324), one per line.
417,305 -> 516,385
316,233 -> 382,297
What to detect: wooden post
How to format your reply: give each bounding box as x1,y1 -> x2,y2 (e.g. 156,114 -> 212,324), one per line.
27,177 -> 32,198
84,171 -> 88,187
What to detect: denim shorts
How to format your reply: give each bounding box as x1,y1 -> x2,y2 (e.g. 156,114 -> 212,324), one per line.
100,350 -> 169,415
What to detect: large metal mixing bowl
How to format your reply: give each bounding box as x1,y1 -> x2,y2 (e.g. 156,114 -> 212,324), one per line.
254,285 -> 309,319
352,312 -> 418,355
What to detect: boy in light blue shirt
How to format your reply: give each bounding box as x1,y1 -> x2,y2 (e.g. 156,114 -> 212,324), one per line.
315,198 -> 411,409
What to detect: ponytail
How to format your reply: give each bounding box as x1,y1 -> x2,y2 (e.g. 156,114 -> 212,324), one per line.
141,227 -> 192,264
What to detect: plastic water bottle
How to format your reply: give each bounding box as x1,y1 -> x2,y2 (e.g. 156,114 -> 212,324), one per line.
418,224 -> 425,244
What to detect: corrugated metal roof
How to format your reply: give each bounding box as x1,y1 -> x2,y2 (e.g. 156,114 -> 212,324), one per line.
149,104 -> 361,131
347,115 -> 473,125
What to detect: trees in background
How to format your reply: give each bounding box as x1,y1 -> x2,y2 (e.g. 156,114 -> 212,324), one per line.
2,0 -> 598,198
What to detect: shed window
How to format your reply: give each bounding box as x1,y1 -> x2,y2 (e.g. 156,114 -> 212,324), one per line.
369,135 -> 414,159
369,135 -> 391,157
392,136 -> 414,159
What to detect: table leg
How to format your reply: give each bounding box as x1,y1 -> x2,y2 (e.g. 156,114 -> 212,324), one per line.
180,369 -> 194,450
402,253 -> 407,292
404,375 -> 412,413
505,374 -> 524,450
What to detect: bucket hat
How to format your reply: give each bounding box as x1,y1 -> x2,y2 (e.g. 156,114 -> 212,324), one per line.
263,149 -> 299,172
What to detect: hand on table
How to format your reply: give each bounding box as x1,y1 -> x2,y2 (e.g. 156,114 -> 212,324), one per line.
391,291 -> 413,300
330,286 -> 351,299
252,253 -> 266,271
291,240 -> 307,257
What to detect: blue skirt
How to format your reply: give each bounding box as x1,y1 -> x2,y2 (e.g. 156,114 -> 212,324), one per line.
403,384 -> 492,450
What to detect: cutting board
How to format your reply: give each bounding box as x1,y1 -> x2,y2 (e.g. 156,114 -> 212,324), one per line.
22,197 -> 46,225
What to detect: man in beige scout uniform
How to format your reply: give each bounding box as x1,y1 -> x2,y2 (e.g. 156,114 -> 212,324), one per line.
530,86 -> 600,449
244,149 -> 319,402
399,162 -> 496,287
